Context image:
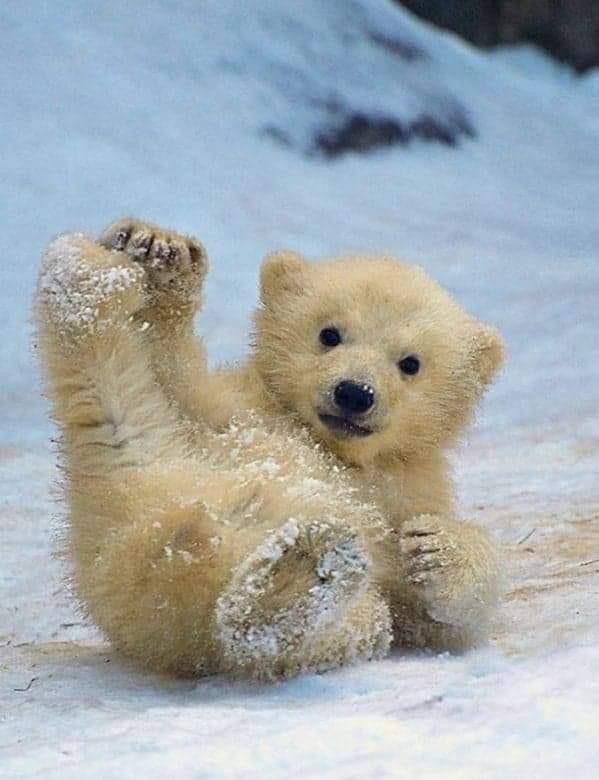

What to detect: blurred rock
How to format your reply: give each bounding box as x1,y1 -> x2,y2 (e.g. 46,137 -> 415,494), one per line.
398,0 -> 599,72
399,1 -> 500,47
311,109 -> 475,158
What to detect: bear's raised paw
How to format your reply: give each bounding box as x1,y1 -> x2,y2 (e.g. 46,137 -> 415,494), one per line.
37,233 -> 146,338
100,218 -> 207,306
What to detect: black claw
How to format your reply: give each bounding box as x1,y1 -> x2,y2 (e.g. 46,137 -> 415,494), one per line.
155,242 -> 170,262
131,233 -> 154,260
188,243 -> 205,271
409,545 -> 441,557
165,245 -> 178,269
113,229 -> 130,251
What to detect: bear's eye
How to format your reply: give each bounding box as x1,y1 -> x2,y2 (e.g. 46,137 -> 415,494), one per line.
319,327 -> 342,348
398,355 -> 420,376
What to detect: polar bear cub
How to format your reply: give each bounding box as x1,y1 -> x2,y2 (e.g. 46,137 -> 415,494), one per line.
35,219 -> 503,679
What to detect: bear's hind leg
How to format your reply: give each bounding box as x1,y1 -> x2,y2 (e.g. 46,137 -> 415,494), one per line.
215,516 -> 390,679
36,233 -> 230,673
84,487 -> 225,676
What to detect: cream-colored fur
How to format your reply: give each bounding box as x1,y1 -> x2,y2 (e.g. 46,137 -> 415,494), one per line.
35,218 -> 504,680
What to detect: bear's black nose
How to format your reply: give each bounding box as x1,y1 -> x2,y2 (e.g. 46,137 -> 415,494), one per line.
333,381 -> 376,415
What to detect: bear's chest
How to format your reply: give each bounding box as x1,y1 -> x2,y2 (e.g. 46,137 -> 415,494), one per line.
351,464 -> 453,528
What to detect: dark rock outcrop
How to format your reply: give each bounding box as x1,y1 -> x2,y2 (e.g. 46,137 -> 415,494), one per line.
258,2 -> 480,160
398,0 -> 599,72
311,109 -> 475,158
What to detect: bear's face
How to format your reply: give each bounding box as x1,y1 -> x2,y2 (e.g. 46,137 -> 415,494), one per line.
253,252 -> 504,466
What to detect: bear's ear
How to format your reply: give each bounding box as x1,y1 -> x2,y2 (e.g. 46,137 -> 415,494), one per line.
471,323 -> 505,388
260,250 -> 307,305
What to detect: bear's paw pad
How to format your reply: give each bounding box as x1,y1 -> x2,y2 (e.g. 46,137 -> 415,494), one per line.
100,219 -> 207,299
215,517 -> 369,675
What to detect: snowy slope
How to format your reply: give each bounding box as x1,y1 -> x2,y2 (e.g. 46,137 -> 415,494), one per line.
1,0 -> 598,777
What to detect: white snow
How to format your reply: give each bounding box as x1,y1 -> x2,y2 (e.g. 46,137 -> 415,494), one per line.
1,0 -> 598,777
38,233 -> 144,330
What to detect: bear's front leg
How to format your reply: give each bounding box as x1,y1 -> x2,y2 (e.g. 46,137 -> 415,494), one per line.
399,515 -> 500,637
99,218 -> 229,428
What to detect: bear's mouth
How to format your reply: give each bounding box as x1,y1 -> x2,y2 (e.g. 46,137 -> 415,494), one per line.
318,413 -> 373,438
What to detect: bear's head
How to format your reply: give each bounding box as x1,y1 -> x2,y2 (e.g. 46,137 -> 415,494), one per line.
253,251 -> 504,466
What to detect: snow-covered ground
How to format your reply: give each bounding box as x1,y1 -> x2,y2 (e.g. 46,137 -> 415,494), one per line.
1,0 -> 598,776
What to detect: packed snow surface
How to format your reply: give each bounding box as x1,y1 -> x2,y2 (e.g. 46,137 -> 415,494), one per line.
1,0 -> 598,777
